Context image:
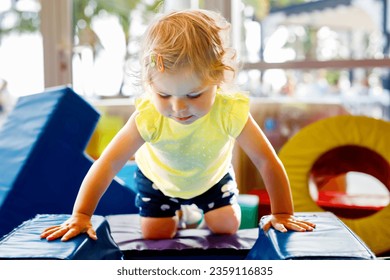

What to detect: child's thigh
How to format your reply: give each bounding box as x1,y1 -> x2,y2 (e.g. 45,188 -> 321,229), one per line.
204,203 -> 241,235
140,216 -> 178,239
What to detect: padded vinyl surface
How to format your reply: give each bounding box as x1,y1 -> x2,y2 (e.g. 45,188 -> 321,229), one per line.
106,214 -> 258,260
247,212 -> 376,260
0,212 -> 376,260
0,214 -> 123,260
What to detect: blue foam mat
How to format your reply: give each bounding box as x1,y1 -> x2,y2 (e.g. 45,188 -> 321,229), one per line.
246,212 -> 376,260
0,214 -> 123,260
0,212 -> 376,260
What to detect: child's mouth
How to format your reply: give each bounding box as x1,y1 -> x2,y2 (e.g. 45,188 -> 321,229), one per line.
172,115 -> 193,122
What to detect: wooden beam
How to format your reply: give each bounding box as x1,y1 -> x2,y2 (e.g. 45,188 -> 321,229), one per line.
243,58 -> 390,70
40,0 -> 73,88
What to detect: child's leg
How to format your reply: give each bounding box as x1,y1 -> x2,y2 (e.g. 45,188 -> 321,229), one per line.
192,168 -> 241,235
140,216 -> 178,239
134,168 -> 181,239
204,203 -> 241,235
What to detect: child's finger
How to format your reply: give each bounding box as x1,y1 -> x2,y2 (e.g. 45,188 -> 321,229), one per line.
304,220 -> 316,228
40,226 -> 61,238
87,228 -> 97,240
45,226 -> 70,241
294,220 -> 315,231
261,220 -> 272,232
61,227 -> 80,242
285,221 -> 311,232
273,223 -> 287,233
41,225 -> 60,233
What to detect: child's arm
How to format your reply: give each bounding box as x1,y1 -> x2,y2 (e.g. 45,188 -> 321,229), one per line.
236,114 -> 315,232
41,112 -> 145,241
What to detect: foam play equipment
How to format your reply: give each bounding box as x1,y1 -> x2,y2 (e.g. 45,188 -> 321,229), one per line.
0,86 -> 137,238
237,194 -> 259,229
0,212 -> 375,260
246,212 -> 375,260
248,189 -> 271,217
315,187 -> 388,219
278,115 -> 390,255
115,161 -> 138,193
85,112 -> 124,159
0,214 -> 123,260
106,214 -> 258,260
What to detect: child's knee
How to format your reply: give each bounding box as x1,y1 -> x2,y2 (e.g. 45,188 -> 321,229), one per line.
140,216 -> 178,239
204,204 -> 241,235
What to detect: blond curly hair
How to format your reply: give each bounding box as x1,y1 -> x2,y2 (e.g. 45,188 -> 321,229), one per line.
140,9 -> 237,88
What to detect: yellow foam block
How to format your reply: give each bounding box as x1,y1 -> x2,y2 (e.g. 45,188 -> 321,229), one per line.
279,115 -> 390,255
86,113 -> 124,159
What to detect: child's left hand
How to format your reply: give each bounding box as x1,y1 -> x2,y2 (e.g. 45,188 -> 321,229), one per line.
261,214 -> 316,233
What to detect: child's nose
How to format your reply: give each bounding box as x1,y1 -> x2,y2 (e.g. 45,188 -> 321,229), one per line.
171,98 -> 187,112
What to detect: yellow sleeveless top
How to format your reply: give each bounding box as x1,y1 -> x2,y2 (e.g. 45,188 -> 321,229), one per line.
134,91 -> 249,199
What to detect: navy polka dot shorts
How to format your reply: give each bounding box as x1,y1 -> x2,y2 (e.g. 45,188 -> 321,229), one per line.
134,168 -> 239,218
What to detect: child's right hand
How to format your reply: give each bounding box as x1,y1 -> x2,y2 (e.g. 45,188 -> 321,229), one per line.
40,213 -> 97,242
261,213 -> 316,233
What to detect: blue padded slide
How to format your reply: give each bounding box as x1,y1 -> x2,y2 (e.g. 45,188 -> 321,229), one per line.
0,86 -> 137,238
0,214 -> 123,260
246,212 -> 376,260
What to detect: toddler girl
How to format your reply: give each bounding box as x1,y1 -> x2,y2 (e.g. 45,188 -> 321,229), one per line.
41,9 -> 315,241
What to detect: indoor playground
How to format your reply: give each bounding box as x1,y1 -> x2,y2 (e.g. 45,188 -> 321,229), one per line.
0,85 -> 387,260
0,0 -> 390,261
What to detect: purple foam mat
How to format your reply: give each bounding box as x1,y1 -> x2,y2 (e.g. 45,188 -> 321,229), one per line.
106,214 -> 258,260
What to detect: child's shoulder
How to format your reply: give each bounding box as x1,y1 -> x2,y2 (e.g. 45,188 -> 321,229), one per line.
134,96 -> 161,142
135,96 -> 160,121
135,96 -> 153,110
216,90 -> 249,105
217,89 -> 248,98
215,91 -> 250,137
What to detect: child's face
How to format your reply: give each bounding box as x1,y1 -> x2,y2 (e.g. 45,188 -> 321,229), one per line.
149,69 -> 217,125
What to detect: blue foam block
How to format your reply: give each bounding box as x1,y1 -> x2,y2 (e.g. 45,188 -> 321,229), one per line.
115,161 -> 138,193
0,214 -> 123,260
246,212 -> 376,260
0,86 -> 137,237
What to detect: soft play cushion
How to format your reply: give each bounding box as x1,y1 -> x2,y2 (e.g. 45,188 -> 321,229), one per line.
0,214 -> 123,260
0,212 -> 376,260
0,86 -> 137,237
246,212 -> 376,260
106,214 -> 258,260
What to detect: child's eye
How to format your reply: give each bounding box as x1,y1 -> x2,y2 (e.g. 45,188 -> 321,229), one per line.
158,92 -> 170,99
187,93 -> 202,99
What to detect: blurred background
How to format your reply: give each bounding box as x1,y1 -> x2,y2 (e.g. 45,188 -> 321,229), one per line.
1,0 -> 389,106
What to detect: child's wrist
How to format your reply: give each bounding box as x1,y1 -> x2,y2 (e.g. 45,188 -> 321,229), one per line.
72,212 -> 92,219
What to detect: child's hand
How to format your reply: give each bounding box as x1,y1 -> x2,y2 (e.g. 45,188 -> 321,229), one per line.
40,213 -> 97,242
261,214 -> 316,233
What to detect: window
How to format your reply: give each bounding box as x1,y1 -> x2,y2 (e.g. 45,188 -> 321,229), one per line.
1,0 -> 389,120
0,0 -> 43,100
72,0 -> 164,97
238,0 -> 390,120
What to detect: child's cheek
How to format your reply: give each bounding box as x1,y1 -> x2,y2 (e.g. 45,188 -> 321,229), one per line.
152,97 -> 169,115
